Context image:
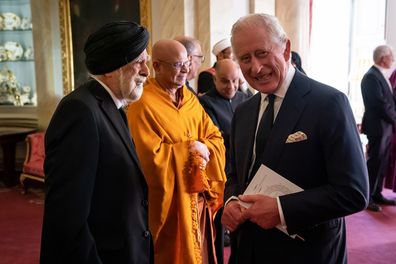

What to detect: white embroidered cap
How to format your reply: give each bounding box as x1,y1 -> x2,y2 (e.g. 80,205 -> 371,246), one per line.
212,38 -> 231,56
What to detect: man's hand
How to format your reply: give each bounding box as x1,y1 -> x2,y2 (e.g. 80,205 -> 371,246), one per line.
189,141 -> 210,163
221,200 -> 246,232
239,194 -> 281,229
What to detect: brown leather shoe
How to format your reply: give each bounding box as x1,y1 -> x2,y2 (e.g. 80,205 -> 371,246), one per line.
367,202 -> 382,212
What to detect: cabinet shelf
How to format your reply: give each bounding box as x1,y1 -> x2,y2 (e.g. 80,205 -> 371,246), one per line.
0,59 -> 33,62
0,0 -> 30,5
0,29 -> 32,32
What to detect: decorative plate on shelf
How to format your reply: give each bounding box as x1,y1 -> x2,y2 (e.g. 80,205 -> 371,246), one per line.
2,12 -> 21,30
20,17 -> 32,30
4,41 -> 24,60
0,68 -> 16,82
0,45 -> 7,61
24,46 -> 34,60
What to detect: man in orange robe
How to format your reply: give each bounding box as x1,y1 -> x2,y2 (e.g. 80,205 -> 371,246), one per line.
127,39 -> 226,264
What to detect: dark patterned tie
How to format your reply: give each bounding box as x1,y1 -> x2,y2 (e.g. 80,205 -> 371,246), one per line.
251,94 -> 276,178
119,107 -> 128,127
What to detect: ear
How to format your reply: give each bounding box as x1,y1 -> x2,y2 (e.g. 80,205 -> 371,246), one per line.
283,39 -> 291,62
101,70 -> 118,82
152,61 -> 161,71
103,72 -> 114,78
97,71 -> 116,88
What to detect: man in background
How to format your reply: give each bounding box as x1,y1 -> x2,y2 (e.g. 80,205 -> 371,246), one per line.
41,21 -> 152,263
198,38 -> 252,96
291,51 -> 306,75
361,44 -> 396,212
222,13 -> 368,264
199,58 -> 250,263
175,35 -> 205,95
200,59 -> 250,176
198,38 -> 233,94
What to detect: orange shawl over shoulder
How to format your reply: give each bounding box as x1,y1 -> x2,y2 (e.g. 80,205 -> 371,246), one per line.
127,78 -> 226,264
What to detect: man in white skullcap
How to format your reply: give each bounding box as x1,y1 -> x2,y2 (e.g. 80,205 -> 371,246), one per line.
198,38 -> 252,96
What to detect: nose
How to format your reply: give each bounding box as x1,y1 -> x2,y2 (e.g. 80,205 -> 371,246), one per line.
180,63 -> 189,73
140,62 -> 150,77
250,57 -> 262,74
225,81 -> 234,89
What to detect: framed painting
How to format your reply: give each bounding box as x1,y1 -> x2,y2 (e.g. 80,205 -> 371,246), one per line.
59,0 -> 151,95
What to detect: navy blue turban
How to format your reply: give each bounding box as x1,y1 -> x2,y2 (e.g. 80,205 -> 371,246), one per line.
84,21 -> 149,75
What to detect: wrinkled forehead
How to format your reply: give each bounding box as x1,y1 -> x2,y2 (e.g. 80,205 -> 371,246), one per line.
216,62 -> 239,77
232,27 -> 275,55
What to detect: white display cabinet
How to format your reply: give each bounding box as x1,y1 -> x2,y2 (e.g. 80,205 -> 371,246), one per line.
0,0 -> 35,106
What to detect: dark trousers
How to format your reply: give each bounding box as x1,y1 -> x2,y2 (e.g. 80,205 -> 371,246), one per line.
214,207 -> 224,264
367,134 -> 392,197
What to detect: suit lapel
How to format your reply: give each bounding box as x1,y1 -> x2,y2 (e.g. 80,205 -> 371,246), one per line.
262,71 -> 311,169
92,83 -> 142,170
371,66 -> 395,107
239,94 -> 261,179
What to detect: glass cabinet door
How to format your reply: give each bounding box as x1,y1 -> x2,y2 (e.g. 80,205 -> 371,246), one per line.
0,0 -> 35,106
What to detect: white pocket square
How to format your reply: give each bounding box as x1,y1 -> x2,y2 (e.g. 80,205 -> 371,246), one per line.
286,131 -> 307,143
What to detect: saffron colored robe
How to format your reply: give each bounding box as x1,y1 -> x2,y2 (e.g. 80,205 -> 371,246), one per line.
127,78 -> 226,264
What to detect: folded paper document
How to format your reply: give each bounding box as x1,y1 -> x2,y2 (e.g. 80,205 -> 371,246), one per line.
240,165 -> 304,239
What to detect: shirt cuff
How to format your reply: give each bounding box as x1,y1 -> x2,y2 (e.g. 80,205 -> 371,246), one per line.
277,196 -> 287,228
225,195 -> 239,207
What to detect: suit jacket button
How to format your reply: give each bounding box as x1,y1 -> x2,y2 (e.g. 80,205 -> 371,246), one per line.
143,230 -> 150,238
141,199 -> 148,207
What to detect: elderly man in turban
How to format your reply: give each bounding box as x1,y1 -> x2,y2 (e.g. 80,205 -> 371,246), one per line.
127,39 -> 226,264
41,21 -> 152,264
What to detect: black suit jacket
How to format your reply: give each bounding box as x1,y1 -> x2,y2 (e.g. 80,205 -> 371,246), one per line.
198,65 -> 216,94
361,65 -> 396,137
226,71 -> 369,264
199,89 -> 249,175
41,80 -> 152,264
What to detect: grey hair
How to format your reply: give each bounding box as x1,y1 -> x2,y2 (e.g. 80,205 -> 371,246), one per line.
231,13 -> 288,46
373,45 -> 392,64
174,36 -> 201,56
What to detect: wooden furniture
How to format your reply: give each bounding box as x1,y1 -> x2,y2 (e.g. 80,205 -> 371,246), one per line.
19,132 -> 45,193
0,126 -> 36,186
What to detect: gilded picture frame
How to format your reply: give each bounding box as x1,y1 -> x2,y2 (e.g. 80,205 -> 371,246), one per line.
59,0 -> 152,95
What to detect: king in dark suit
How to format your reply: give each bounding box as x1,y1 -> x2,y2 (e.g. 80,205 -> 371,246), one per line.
361,45 -> 396,212
221,14 -> 369,264
40,21 -> 153,264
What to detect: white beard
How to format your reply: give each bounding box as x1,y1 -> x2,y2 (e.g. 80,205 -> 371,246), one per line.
130,83 -> 144,101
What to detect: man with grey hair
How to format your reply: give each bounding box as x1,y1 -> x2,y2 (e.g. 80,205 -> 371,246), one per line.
174,35 -> 205,95
222,13 -> 368,263
361,44 -> 396,212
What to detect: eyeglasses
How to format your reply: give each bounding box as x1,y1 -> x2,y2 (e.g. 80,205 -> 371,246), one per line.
191,54 -> 205,63
158,59 -> 191,70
